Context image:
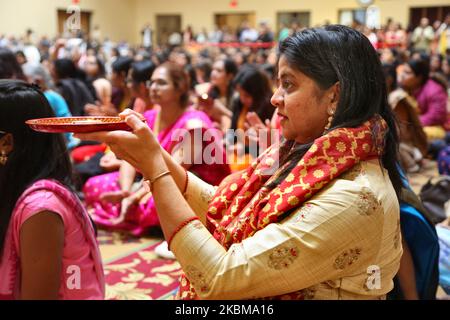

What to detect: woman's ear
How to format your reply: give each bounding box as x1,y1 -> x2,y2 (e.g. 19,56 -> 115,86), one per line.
327,82 -> 340,110
0,133 -> 14,154
332,82 -> 340,103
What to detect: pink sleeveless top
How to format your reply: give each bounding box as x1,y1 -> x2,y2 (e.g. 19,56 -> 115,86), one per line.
0,179 -> 104,300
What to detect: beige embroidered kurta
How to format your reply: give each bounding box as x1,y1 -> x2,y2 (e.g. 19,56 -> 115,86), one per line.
171,159 -> 403,300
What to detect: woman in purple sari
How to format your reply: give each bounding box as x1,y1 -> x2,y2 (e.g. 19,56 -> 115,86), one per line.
83,63 -> 230,236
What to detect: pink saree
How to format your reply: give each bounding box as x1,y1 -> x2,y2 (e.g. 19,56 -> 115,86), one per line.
83,108 -> 230,236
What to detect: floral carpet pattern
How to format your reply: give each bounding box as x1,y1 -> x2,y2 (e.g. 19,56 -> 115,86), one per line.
104,241 -> 182,300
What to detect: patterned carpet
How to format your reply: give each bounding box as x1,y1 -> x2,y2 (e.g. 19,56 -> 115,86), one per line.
98,230 -> 181,300
96,160 -> 444,300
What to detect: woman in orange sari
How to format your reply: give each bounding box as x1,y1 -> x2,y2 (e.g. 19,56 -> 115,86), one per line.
77,25 -> 403,300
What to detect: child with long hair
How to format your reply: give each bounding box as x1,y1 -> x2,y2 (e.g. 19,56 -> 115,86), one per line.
0,80 -> 104,300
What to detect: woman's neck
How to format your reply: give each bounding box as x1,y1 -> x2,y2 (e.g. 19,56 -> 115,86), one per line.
140,95 -> 152,108
217,84 -> 227,98
159,102 -> 186,130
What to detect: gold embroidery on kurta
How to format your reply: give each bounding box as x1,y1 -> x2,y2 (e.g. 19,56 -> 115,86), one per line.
341,164 -> 362,181
333,248 -> 362,270
267,244 -> 299,270
185,265 -> 210,293
300,287 -> 317,300
357,187 -> 381,216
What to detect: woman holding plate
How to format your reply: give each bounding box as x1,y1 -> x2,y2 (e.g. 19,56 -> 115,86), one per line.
76,25 -> 403,300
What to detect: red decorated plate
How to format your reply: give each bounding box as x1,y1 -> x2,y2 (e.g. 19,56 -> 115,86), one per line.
25,117 -> 143,133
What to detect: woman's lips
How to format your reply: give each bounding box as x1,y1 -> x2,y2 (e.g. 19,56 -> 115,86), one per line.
278,113 -> 287,120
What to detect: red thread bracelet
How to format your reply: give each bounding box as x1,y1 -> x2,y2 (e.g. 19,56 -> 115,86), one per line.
182,169 -> 189,196
168,216 -> 199,250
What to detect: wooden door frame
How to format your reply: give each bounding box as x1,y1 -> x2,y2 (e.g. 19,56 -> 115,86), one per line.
155,14 -> 182,46
57,8 -> 92,36
276,11 -> 311,29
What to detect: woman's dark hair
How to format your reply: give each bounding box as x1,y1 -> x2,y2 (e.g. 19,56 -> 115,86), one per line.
15,50 -> 27,62
210,58 -> 238,106
261,63 -> 276,82
0,80 -> 74,252
90,55 -> 106,79
194,60 -> 212,83
131,59 -> 156,84
272,25 -> 402,198
230,64 -> 274,130
159,62 -> 190,107
53,58 -> 78,79
382,63 -> 398,93
0,48 -> 27,80
111,47 -> 120,57
184,64 -> 198,90
223,58 -> 238,77
112,56 -> 133,77
408,58 -> 430,85
409,57 -> 448,90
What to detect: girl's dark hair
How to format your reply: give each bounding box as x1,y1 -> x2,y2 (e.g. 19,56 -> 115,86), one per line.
159,62 -> 190,107
112,56 -> 133,76
271,25 -> 402,198
0,48 -> 27,80
0,80 -> 74,252
210,58 -> 238,106
230,64 -> 274,129
131,59 -> 156,84
408,58 -> 430,85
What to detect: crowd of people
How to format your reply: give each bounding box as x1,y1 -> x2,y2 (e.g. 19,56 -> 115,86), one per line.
0,16 -> 449,300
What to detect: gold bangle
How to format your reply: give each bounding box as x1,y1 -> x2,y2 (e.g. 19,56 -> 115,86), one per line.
144,171 -> 171,193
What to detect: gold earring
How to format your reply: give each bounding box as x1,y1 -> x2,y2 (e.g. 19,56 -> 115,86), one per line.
324,108 -> 335,132
0,150 -> 8,165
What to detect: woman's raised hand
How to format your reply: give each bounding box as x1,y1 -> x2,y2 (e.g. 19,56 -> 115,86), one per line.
245,112 -> 274,148
74,109 -> 163,179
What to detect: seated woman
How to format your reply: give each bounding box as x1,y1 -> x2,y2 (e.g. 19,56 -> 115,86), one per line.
0,80 -> 104,300
389,89 -> 428,173
126,59 -> 156,114
195,58 -> 238,131
77,25 -> 403,300
110,56 -> 133,112
383,63 -> 428,173
83,62 -> 230,237
226,64 -> 275,171
82,55 -> 114,116
0,48 -> 27,81
50,58 -> 95,116
397,58 -> 448,140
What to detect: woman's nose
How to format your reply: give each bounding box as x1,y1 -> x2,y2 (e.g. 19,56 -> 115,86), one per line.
271,89 -> 283,108
150,81 -> 158,90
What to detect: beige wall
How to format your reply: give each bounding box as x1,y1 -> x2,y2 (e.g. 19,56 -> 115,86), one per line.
1,0 -> 450,45
135,0 -> 450,38
0,0 -> 138,42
